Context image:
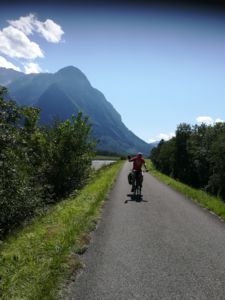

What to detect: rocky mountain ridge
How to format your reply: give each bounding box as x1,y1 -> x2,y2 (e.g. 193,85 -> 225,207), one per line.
0,66 -> 153,155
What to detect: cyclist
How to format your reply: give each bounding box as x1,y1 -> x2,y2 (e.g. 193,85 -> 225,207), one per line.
128,152 -> 148,192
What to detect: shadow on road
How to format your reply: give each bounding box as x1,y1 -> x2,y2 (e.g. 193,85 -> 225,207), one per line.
124,194 -> 148,204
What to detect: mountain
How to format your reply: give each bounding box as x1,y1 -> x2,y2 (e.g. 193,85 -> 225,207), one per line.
1,66 -> 153,155
0,67 -> 24,87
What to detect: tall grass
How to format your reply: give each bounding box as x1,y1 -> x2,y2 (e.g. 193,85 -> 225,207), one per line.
147,160 -> 225,220
0,161 -> 123,300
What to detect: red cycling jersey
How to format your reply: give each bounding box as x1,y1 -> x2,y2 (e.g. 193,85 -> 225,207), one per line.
130,156 -> 145,171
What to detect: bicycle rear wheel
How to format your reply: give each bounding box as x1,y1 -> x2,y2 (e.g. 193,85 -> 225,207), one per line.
137,185 -> 141,199
134,179 -> 142,199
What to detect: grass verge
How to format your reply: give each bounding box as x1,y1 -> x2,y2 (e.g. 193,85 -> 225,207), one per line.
0,160 -> 124,300
147,160 -> 225,221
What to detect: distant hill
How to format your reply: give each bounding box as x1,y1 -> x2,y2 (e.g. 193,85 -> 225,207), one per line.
0,66 -> 153,155
0,67 -> 24,87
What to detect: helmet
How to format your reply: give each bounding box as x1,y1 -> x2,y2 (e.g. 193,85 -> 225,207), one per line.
137,152 -> 143,157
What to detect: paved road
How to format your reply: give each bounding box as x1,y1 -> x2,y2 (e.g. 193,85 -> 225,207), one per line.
62,162 -> 225,300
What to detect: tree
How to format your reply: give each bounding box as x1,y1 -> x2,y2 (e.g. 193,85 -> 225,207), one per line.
42,113 -> 96,199
150,120 -> 225,201
174,123 -> 192,184
0,87 -> 96,237
207,123 -> 225,200
0,88 -> 42,236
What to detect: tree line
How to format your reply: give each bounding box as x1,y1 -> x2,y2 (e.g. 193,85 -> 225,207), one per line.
150,122 -> 225,201
0,87 -> 96,238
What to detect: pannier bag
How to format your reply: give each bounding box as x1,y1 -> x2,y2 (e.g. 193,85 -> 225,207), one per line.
128,172 -> 133,185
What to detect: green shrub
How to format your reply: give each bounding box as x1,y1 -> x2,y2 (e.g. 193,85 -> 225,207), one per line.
0,88 -> 95,238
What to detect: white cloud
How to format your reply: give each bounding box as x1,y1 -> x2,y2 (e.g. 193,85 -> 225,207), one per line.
149,132 -> 175,143
196,116 -> 224,125
149,138 -> 157,143
8,14 -> 64,43
24,62 -> 42,74
35,18 -> 64,43
215,118 -> 224,123
158,132 -> 175,141
0,55 -> 21,71
0,26 -> 44,59
196,116 -> 214,125
0,14 -> 63,64
8,14 -> 35,35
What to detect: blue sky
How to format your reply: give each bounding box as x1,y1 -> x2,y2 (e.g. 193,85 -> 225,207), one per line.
0,2 -> 225,143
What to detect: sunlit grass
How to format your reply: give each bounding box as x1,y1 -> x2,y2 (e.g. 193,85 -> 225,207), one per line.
0,160 -> 124,300
147,160 -> 225,221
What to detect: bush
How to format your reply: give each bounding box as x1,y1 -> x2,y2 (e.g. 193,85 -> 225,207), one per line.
40,114 -> 95,200
0,88 -> 96,238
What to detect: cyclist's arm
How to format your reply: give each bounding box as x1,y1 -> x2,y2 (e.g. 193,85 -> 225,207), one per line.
143,162 -> 148,171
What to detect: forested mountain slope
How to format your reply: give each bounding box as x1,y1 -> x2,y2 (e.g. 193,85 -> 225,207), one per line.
0,66 -> 152,155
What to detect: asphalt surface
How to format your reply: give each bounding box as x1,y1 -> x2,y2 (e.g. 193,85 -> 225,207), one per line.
62,162 -> 225,300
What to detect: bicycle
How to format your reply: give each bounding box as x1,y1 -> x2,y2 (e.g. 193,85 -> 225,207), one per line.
127,154 -> 148,201
132,170 -> 143,199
